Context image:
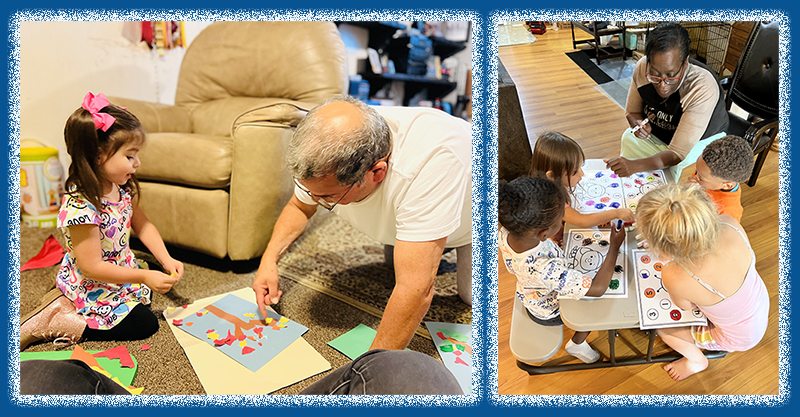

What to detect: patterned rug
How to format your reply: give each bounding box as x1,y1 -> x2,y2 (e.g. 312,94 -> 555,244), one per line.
277,210 -> 472,337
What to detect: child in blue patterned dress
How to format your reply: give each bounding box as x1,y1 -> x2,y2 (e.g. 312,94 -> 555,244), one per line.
498,176 -> 625,363
20,92 -> 183,350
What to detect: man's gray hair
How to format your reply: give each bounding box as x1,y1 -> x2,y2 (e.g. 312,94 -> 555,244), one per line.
287,95 -> 392,185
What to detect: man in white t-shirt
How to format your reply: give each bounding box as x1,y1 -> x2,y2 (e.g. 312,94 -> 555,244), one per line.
252,95 -> 472,350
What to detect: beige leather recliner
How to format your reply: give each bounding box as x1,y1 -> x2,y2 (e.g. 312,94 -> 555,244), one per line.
110,21 -> 348,260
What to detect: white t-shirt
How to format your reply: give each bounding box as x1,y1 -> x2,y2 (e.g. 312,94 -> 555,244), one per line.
295,106 -> 472,248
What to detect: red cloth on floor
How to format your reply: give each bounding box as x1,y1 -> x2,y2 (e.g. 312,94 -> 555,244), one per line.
21,234 -> 64,271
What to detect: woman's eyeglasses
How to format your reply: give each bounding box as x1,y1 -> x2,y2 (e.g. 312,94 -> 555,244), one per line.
645,61 -> 685,85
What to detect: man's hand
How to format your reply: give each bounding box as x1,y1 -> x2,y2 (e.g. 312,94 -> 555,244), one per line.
604,156 -> 640,177
252,260 -> 283,318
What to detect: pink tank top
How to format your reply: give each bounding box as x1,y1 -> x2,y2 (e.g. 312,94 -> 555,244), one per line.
679,222 -> 769,351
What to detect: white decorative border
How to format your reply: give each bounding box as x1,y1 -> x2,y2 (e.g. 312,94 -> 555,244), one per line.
488,9 -> 789,407
8,9 -> 482,408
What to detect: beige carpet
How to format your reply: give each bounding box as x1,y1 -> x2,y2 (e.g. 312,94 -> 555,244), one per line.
17,211 -> 471,395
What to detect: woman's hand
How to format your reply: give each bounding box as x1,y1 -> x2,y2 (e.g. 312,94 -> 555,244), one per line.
604,156 -> 640,177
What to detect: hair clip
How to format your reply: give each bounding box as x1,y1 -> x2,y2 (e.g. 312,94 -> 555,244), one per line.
81,92 -> 116,132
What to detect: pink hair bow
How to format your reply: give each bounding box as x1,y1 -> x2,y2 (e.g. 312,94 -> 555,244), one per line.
81,92 -> 116,132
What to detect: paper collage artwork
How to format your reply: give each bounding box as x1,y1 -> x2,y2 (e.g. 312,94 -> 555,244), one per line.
563,229 -> 627,298
174,294 -> 308,372
632,249 -> 709,330
573,170 -> 667,214
425,321 -> 472,395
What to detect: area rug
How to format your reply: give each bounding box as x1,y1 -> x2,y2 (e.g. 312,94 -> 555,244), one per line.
16,218 -> 448,395
566,50 -> 614,84
277,210 -> 472,336
567,48 -> 637,109
498,22 -> 536,47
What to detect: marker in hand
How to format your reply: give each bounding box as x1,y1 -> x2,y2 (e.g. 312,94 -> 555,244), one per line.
631,118 -> 649,135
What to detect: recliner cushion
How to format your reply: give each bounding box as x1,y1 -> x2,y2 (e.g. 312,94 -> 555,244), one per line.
136,132 -> 233,189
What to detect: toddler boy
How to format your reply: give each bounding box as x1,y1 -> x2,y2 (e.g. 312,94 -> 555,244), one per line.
688,135 -> 754,222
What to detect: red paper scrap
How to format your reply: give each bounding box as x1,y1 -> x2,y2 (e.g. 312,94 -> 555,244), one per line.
182,305 -> 188,309
21,235 -> 65,271
454,350 -> 462,356
242,346 -> 255,355
141,344 -> 151,351
206,329 -> 215,334
93,345 -> 135,368
172,319 -> 183,326
213,329 -> 237,347
454,356 -> 469,366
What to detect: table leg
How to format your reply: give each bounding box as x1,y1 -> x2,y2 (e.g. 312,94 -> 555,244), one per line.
647,329 -> 657,362
608,329 -> 617,365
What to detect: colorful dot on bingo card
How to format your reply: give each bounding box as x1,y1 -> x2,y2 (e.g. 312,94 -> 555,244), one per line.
594,203 -> 606,209
644,288 -> 656,298
595,172 -> 604,178
609,202 -> 620,208
610,174 -> 618,178
641,255 -> 651,264
610,182 -> 619,188
586,201 -> 595,206
647,176 -> 655,181
600,197 -> 610,203
670,310 -> 682,320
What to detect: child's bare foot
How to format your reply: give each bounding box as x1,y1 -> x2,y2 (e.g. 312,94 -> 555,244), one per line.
663,357 -> 708,381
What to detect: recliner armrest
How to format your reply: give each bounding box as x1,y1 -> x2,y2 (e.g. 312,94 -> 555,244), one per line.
232,99 -> 318,133
106,96 -> 193,134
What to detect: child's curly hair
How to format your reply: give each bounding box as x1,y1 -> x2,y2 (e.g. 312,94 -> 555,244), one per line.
636,183 -> 720,265
498,177 -> 566,237
701,135 -> 754,183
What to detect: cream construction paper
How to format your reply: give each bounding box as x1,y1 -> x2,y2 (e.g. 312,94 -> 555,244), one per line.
164,287 -> 330,395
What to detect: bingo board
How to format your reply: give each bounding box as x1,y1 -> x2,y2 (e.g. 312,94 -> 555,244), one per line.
563,229 -> 628,299
572,171 -> 625,214
573,170 -> 667,213
620,170 -> 668,211
632,249 -> 708,330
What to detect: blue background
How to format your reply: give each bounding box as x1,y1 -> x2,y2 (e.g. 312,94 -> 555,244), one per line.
2,0 -> 793,415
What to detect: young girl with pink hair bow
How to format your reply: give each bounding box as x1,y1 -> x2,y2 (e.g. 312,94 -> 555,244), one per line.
20,92 -> 183,350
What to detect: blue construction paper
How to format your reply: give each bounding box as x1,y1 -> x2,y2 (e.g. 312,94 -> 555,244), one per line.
425,321 -> 472,395
176,294 -> 308,372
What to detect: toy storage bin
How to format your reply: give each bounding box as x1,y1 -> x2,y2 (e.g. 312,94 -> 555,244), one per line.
20,139 -> 64,228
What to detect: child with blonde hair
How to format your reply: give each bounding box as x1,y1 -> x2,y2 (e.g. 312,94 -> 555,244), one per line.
20,92 -> 183,350
530,132 -> 635,232
499,177 -> 625,363
636,183 -> 768,381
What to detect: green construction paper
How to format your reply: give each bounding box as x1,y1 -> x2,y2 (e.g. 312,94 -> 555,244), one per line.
327,324 -> 377,360
20,349 -> 138,386
441,329 -> 468,342
440,344 -> 454,353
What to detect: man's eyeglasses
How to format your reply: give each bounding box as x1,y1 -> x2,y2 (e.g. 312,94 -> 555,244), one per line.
645,61 -> 685,85
294,178 -> 357,211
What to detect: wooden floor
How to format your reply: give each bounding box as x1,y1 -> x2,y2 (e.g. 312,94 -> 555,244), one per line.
496,27 -> 781,395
